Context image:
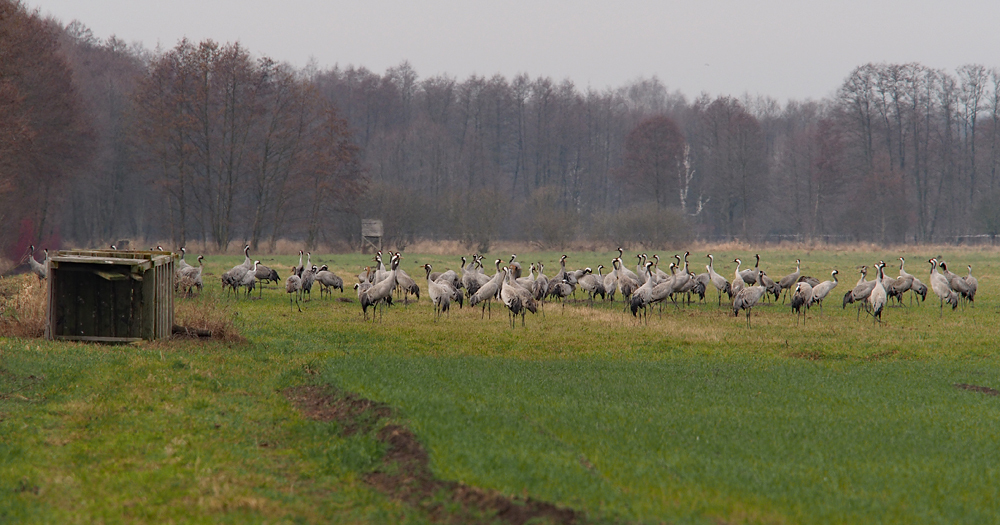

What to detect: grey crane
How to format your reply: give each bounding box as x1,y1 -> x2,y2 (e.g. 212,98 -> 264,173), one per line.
435,270 -> 464,309
706,254 -> 732,306
299,263 -> 317,301
26,245 -> 48,279
808,270 -> 839,310
394,265 -> 421,304
899,257 -> 927,304
221,245 -> 253,297
629,262 -> 656,321
176,247 -> 191,272
255,262 -> 280,286
732,267 -> 768,327
360,253 -> 399,321
238,261 -> 260,299
731,258 -> 746,296
939,262 -> 971,303
790,281 -> 812,324
294,250 -> 305,277
315,265 -> 344,298
286,271 -> 303,312
844,265 -> 880,320
928,259 -> 958,313
868,261 -> 888,324
470,259 -> 504,318
175,247 -> 191,289
616,248 -> 641,284
422,264 -> 451,320
500,266 -> 538,328
545,255 -> 570,296
177,255 -> 204,296
965,265 -> 978,305
739,254 -> 761,285
635,253 -> 648,285
615,257 -> 640,305
461,256 -> 483,298
778,259 -> 801,302
250,262 -> 280,298
531,261 -> 550,302
578,266 -> 606,303
509,254 -> 523,279
602,259 -> 619,303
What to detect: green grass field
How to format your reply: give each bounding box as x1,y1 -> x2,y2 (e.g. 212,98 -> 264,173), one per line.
2,247 -> 999,523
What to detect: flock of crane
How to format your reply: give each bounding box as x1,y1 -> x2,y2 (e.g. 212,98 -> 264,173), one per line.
207,245 -> 974,328
20,243 -> 977,328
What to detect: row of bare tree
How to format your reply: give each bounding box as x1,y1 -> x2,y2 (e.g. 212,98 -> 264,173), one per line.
4,0 -> 1000,258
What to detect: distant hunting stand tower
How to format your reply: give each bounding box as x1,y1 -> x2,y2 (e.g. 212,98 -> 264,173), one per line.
361,219 -> 383,253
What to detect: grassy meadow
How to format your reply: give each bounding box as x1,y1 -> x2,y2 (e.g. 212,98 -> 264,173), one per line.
2,246 -> 999,523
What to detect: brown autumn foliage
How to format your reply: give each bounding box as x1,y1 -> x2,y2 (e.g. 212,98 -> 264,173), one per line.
131,39 -> 366,253
0,0 -> 90,257
622,115 -> 686,210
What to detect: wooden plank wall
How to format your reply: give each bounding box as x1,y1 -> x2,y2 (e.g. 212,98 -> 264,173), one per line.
47,252 -> 176,343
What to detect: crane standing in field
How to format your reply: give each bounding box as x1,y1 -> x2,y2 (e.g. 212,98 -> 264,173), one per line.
928,258 -> 959,314
221,245 -> 253,297
422,264 -> 451,320
778,259 -> 801,303
706,254 -> 731,306
25,245 -> 48,280
868,261 -> 887,324
360,253 -> 399,321
790,281 -> 813,324
286,270 -> 303,312
500,266 -> 538,328
733,267 -> 768,328
808,270 -> 839,311
177,255 -> 204,296
315,265 -> 344,298
965,265 -> 978,305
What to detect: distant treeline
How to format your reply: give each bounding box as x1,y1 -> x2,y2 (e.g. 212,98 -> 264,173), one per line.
3,0 -> 1000,258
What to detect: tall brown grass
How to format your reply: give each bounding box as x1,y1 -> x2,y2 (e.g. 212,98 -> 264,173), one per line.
0,275 -> 46,338
173,295 -> 244,343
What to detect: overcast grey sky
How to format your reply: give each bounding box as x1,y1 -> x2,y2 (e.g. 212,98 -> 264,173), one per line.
23,0 -> 1000,102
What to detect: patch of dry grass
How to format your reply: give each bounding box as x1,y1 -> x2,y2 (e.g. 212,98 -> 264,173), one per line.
0,275 -> 46,338
173,295 -> 244,343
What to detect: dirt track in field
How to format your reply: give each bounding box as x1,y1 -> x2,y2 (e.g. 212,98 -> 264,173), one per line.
284,385 -> 585,525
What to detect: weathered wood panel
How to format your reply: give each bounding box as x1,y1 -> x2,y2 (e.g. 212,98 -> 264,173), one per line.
46,250 -> 175,343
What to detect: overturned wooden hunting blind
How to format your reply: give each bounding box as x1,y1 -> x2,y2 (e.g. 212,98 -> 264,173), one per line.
45,250 -> 177,343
